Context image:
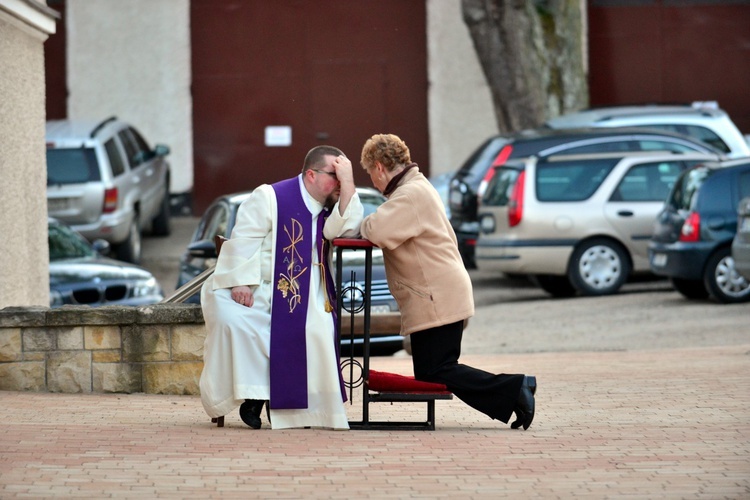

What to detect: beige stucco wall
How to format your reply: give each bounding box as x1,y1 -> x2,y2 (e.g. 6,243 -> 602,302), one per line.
426,0 -> 497,178
66,0 -> 193,197
0,4 -> 55,308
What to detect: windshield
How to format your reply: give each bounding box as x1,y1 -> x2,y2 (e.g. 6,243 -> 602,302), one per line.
47,148 -> 101,185
49,222 -> 96,260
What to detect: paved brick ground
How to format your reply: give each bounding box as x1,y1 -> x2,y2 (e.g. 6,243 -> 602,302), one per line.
1,345 -> 749,499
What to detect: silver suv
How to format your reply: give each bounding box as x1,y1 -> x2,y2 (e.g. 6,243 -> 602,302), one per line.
475,150 -> 721,297
46,117 -> 171,263
545,102 -> 750,159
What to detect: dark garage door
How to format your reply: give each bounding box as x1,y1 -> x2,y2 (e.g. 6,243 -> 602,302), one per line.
190,0 -> 428,213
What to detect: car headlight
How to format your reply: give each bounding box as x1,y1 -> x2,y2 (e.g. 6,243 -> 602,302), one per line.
131,277 -> 161,298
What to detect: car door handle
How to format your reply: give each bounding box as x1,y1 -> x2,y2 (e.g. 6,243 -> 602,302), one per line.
617,210 -> 634,217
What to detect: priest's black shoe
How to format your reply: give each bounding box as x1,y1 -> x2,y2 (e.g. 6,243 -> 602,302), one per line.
510,375 -> 536,430
239,399 -> 265,429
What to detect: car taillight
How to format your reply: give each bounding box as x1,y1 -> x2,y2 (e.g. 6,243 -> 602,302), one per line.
103,188 -> 118,213
679,212 -> 701,242
508,170 -> 525,227
477,144 -> 514,199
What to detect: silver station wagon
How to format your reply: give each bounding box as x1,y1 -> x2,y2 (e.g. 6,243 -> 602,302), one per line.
476,150 -> 721,297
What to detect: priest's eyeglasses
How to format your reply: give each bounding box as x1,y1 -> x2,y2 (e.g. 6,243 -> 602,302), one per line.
312,169 -> 338,180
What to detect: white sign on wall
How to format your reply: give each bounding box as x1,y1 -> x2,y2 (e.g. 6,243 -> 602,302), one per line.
265,126 -> 292,147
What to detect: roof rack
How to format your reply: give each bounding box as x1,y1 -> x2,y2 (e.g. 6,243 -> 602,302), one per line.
89,116 -> 118,138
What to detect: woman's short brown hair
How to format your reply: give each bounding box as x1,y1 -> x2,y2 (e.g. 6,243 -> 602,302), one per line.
361,134 -> 411,172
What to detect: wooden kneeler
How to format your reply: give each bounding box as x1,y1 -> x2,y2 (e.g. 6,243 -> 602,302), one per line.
334,239 -> 453,431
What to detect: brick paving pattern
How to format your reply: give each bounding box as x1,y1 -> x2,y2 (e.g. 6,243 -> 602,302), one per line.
1,345 -> 749,498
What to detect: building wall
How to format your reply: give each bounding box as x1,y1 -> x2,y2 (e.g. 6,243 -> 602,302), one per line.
66,0 -> 193,201
426,0 -> 497,177
0,5 -> 55,308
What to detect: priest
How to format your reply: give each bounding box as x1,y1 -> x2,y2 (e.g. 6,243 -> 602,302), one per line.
200,145 -> 363,430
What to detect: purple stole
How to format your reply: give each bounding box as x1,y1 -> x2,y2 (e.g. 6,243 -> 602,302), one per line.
269,178 -> 342,409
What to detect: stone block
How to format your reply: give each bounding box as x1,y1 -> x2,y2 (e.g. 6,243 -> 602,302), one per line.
0,328 -> 22,361
93,363 -> 142,393
47,305 -> 136,326
137,303 -> 203,324
0,361 -> 46,391
172,324 -> 206,361
143,362 -> 202,395
0,307 -> 47,327
123,325 -> 170,362
23,351 -> 46,361
84,325 -> 121,350
92,349 -> 121,363
23,328 -> 55,351
47,351 -> 92,393
57,326 -> 84,350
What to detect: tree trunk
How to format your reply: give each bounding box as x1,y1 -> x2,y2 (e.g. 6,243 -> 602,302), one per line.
462,0 -> 588,133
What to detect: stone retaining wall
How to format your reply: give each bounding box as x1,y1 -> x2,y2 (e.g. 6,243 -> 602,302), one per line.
0,304 -> 205,395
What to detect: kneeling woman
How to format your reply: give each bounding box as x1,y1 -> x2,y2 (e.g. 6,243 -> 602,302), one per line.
358,133 -> 536,429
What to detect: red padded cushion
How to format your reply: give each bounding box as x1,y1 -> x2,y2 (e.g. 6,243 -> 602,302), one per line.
368,370 -> 450,393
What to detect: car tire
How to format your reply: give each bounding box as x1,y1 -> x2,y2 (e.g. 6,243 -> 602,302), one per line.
703,247 -> 750,304
151,187 -> 171,236
568,238 -> 630,296
670,277 -> 709,300
533,274 -> 577,298
115,217 -> 142,264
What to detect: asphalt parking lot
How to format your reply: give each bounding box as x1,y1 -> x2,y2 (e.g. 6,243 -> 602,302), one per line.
142,216 -> 750,356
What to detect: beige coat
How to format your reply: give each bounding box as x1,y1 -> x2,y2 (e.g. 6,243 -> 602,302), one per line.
360,168 -> 474,335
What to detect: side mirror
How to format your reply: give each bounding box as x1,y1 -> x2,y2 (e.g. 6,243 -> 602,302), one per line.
154,144 -> 170,157
188,239 -> 218,258
91,239 -> 111,255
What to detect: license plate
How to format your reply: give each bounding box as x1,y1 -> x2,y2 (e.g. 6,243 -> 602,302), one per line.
47,198 -> 69,211
740,217 -> 750,233
652,253 -> 667,267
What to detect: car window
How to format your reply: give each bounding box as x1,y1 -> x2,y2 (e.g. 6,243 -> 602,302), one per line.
635,123 -> 730,154
194,203 -> 231,242
611,161 -> 685,202
46,148 -> 101,185
536,158 -> 619,202
358,191 -> 386,216
119,128 -> 153,167
482,167 -> 520,207
104,138 -> 126,177
740,171 -> 750,200
48,223 -> 95,260
669,167 -> 709,211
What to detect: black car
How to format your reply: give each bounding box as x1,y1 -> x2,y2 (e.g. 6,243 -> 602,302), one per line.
649,158 -> 750,303
49,218 -> 164,307
175,187 -> 403,356
448,127 -> 724,268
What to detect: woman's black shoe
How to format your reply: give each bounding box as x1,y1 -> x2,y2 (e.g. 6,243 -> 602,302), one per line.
239,399 -> 265,429
511,376 -> 536,430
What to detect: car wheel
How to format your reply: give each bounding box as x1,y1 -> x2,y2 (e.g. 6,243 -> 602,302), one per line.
151,187 -> 171,236
703,247 -> 750,304
115,217 -> 142,264
568,238 -> 630,296
670,277 -> 709,300
532,274 -> 577,298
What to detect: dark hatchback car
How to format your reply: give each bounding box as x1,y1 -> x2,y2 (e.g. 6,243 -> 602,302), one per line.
49,218 -> 163,307
448,127 -> 723,268
649,158 -> 750,303
175,187 -> 403,356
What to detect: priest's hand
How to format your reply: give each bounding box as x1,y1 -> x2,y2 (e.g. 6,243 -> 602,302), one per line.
231,285 -> 254,307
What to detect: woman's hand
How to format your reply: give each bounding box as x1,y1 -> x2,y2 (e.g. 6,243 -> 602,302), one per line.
231,285 -> 254,307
